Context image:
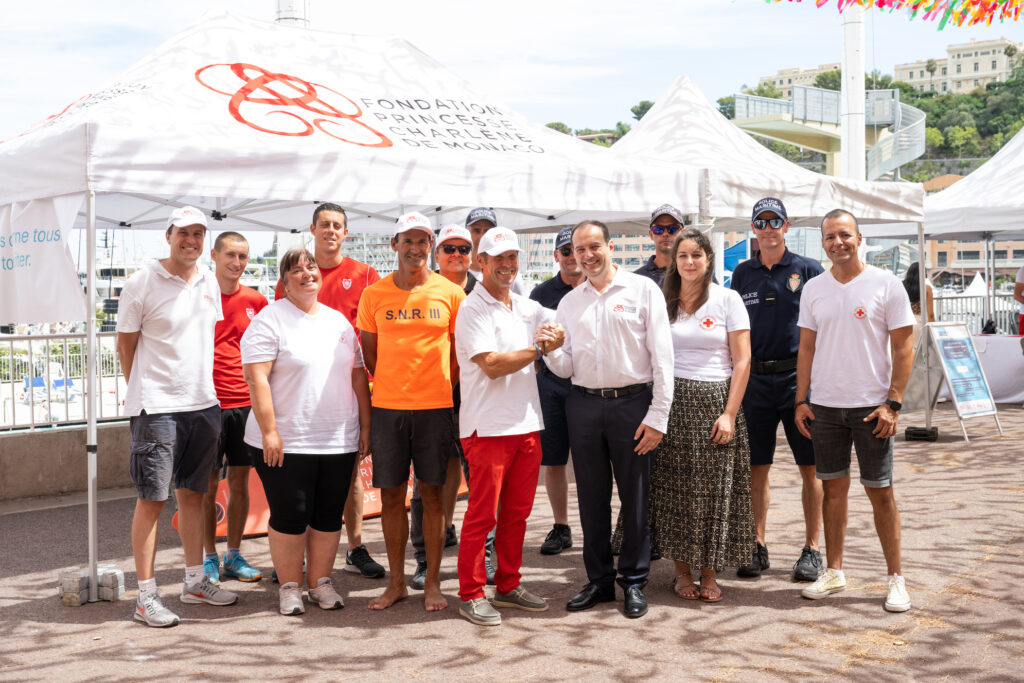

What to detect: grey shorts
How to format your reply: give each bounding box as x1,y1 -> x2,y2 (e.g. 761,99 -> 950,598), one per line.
370,407 -> 455,489
129,404 -> 221,501
809,404 -> 894,488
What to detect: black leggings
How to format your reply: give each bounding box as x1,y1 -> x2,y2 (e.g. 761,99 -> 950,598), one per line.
250,447 -> 356,535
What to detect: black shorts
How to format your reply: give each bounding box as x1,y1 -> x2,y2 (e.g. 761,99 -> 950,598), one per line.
537,367 -> 572,467
370,407 -> 455,489
250,446 -> 356,535
216,406 -> 252,472
742,371 -> 815,468
129,405 -> 220,501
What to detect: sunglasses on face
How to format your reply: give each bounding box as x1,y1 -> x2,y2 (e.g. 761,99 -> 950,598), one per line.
650,223 -> 682,236
558,246 -> 573,257
752,218 -> 786,230
441,244 -> 471,255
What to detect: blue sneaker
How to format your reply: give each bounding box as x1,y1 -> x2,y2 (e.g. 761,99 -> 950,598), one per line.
222,553 -> 262,582
204,556 -> 221,586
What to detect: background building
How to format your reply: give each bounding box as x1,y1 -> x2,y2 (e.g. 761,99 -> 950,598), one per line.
757,63 -> 840,99
894,37 -> 1023,95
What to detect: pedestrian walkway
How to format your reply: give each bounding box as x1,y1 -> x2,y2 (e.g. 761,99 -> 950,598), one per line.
1,403 -> 1021,680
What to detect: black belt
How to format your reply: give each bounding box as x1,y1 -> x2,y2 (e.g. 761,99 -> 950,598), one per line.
572,382 -> 652,399
750,357 -> 798,375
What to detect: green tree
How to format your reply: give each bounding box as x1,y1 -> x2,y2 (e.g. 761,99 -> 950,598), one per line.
814,69 -> 842,91
924,126 -> 944,157
630,100 -> 654,121
944,125 -> 981,157
615,121 -> 632,138
745,82 -> 783,98
1005,44 -> 1018,60
546,121 -> 572,135
925,59 -> 938,91
717,95 -> 735,119
865,70 -> 893,90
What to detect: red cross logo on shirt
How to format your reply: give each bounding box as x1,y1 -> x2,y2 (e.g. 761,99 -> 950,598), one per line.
854,306 -> 867,319
699,316 -> 716,330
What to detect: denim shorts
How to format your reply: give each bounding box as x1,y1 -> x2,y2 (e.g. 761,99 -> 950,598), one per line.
809,404 -> 893,488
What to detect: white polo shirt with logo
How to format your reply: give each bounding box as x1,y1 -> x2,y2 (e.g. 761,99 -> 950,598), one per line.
454,286 -> 552,438
117,261 -> 223,416
797,264 -> 915,408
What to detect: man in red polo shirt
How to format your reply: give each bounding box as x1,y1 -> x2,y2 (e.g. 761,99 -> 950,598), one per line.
203,232 -> 267,585
274,203 -> 385,579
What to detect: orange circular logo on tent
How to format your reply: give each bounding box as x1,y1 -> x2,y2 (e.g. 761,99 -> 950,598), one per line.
195,62 -> 393,148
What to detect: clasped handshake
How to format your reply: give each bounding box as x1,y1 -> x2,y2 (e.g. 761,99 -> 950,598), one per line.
533,322 -> 565,355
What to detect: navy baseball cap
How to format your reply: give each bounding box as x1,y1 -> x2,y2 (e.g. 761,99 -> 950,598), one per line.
752,197 -> 788,222
555,227 -> 573,249
650,204 -> 685,227
465,207 -> 497,227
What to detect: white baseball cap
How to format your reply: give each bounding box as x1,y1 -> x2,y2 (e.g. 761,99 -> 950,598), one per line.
477,227 -> 521,256
167,206 -> 208,230
395,211 -> 434,236
436,224 -> 472,247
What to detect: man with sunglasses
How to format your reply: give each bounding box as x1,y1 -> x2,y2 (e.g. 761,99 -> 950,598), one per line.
529,226 -> 584,555
730,197 -> 825,583
635,204 -> 687,285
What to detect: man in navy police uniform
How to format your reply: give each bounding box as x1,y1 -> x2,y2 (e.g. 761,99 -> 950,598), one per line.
729,197 -> 825,582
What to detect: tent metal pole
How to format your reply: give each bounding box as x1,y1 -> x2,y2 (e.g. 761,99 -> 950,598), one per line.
918,221 -> 931,430
86,190 -> 99,602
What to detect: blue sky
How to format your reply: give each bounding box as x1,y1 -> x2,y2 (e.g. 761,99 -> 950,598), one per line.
1,0 -> 1020,140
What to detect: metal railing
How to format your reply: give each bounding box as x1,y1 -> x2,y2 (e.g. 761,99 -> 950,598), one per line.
734,93 -> 793,119
934,294 -> 1018,335
867,102 -> 926,180
1,333 -> 127,431
793,86 -> 840,125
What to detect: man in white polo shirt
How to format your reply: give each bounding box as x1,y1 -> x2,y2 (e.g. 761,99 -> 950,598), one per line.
795,209 -> 915,613
116,206 -> 239,628
454,227 -> 562,626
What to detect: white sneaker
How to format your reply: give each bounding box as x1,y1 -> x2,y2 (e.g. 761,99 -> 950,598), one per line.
308,577 -> 344,610
884,574 -> 911,612
180,576 -> 238,606
134,594 -> 180,627
801,568 -> 846,600
279,582 -> 305,616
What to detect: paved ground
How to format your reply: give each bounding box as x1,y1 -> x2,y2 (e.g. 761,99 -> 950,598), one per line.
1,402 -> 1021,681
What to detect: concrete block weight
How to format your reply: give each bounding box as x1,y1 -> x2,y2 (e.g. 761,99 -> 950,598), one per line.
58,565 -> 126,605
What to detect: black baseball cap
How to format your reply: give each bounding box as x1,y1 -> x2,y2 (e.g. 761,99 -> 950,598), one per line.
752,197 -> 788,222
465,207 -> 497,227
555,227 -> 573,249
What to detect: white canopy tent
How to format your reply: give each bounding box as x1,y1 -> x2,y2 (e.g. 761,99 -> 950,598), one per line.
0,11 -> 700,601
611,76 -> 924,231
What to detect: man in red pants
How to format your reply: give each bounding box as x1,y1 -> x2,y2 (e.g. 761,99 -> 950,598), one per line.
454,227 -> 564,626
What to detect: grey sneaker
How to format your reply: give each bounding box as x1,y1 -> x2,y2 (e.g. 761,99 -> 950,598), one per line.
308,577 -> 344,609
279,582 -> 304,616
492,585 -> 549,612
180,576 -> 238,606
793,546 -> 823,582
410,561 -> 428,590
134,594 -> 180,627
459,597 -> 501,626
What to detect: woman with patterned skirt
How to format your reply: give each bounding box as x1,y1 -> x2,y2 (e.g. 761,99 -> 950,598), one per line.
653,229 -> 754,602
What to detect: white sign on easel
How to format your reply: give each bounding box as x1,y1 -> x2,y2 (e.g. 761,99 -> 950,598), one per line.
925,322 -> 1003,441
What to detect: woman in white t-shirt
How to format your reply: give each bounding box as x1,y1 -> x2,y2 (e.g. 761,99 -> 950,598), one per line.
241,248 -> 371,617
652,229 -> 755,603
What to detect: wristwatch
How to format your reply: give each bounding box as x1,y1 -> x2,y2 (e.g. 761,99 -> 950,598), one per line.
884,399 -> 902,412
795,399 -> 810,407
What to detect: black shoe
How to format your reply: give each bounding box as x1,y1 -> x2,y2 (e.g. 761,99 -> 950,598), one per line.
623,585 -> 648,619
485,540 -> 497,586
540,524 -> 572,555
445,524 -> 458,548
345,545 -> 386,579
566,582 -> 615,611
410,560 -> 428,590
737,543 -> 770,578
792,546 -> 823,582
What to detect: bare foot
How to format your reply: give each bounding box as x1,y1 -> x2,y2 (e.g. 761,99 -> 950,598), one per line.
423,583 -> 448,612
368,583 -> 409,610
